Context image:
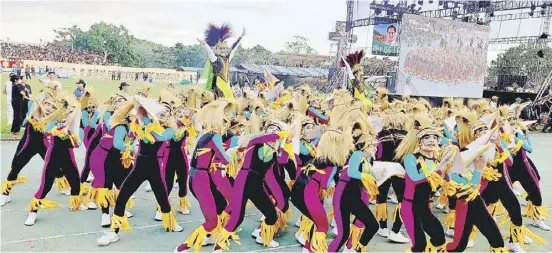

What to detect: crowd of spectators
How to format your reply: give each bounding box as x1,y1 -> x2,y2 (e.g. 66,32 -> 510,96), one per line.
1,41 -> 106,65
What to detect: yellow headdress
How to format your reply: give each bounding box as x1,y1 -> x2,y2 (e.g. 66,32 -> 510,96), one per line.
195,99 -> 238,133
455,108 -> 478,149
314,128 -> 354,167
394,113 -> 440,161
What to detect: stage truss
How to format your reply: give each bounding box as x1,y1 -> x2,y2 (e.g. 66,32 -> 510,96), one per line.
329,0 -> 552,93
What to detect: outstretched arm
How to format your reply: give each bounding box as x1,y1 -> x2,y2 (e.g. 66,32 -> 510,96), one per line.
229,28 -> 245,61
198,39 -> 217,62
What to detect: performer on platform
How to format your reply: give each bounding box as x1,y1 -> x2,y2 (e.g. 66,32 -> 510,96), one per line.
197,24 -> 245,99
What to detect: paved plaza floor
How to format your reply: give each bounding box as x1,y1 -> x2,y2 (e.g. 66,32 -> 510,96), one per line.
2,134 -> 552,252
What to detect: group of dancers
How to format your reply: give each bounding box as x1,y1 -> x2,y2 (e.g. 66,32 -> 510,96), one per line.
1,24 -> 549,253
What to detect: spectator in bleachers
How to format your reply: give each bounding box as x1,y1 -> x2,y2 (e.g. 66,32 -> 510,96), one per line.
0,41 -> 106,65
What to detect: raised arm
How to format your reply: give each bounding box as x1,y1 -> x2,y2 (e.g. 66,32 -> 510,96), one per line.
198,39 -> 217,62
228,29 -> 245,61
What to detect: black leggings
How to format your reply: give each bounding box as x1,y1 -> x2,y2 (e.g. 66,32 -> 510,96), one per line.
11,100 -> 23,133
224,171 -> 278,232
481,173 -> 523,227
404,198 -> 446,252
32,142 -> 81,210
101,151 -> 130,214
113,154 -> 171,218
509,152 -> 542,206
446,197 -> 504,252
7,125 -> 46,182
376,176 -> 405,233
81,129 -> 100,183
165,150 -> 189,198
329,180 -> 378,251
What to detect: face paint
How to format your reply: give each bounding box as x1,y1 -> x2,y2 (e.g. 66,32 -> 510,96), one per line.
302,123 -> 314,138
266,125 -> 281,134
420,134 -> 438,152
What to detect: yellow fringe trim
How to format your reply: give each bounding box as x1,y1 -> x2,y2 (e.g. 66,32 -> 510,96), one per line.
488,201 -> 506,217
296,216 -> 314,242
375,203 -> 388,221
55,176 -> 70,192
438,189 -> 449,206
96,188 -> 115,208
483,167 -> 502,181
468,226 -> 478,241
28,197 -> 61,212
214,228 -> 242,250
276,209 -> 289,231
130,120 -> 144,140
120,142 -> 134,168
126,197 -> 135,209
111,214 -> 132,232
393,203 -> 403,222
68,195 -> 81,211
161,211 -> 179,232
219,211 -> 231,228
427,172 -> 445,192
311,232 -> 328,253
456,184 -> 481,202
444,210 -> 456,228
287,180 -> 295,190
523,201 -> 549,221
144,122 -> 164,143
83,187 -> 97,205
348,224 -> 364,250
178,196 -> 192,210
184,226 -> 208,253
509,224 -> 546,246
500,132 -> 513,145
425,240 -> 447,253
80,183 -> 90,196
490,246 -> 508,252
510,140 -> 523,155
361,173 -> 379,201
493,151 -> 509,165
260,220 -> 277,247
1,176 -> 28,194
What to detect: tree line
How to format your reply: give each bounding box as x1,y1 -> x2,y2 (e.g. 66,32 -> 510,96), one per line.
52,22 -> 320,69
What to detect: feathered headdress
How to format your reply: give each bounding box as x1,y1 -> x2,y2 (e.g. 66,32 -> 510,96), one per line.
205,23 -> 233,48
339,50 -> 365,73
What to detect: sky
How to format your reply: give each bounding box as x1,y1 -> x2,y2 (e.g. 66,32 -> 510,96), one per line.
0,0 -> 548,60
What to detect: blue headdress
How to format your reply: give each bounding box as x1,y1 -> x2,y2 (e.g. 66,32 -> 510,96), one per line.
205,23 -> 233,48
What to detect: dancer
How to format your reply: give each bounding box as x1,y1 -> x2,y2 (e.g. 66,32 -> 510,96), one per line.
25,94 -> 83,226
173,100 -> 237,253
394,113 -> 449,252
97,94 -> 182,246
79,88 -> 101,210
213,117 -> 290,251
289,128 -> 351,253
198,24 -> 245,99
329,134 -> 379,252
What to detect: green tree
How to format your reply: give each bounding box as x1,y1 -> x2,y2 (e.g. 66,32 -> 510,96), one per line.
231,44 -> 274,66
284,36 -> 316,54
488,45 -> 552,86
86,22 -> 138,66
53,25 -> 88,50
173,43 -> 206,68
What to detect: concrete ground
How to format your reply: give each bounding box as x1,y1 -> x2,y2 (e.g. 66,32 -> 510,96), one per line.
1,134 -> 552,252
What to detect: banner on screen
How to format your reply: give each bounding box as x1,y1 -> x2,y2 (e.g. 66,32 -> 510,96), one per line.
372,23 -> 399,56
396,14 -> 490,98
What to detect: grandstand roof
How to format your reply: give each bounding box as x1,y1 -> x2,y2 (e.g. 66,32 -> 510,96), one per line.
238,64 -> 328,78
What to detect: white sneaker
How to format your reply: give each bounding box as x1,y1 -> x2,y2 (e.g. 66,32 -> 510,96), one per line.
172,224 -> 183,232
377,228 -> 390,237
255,236 -> 279,248
1,195 -> 11,206
86,174 -> 94,182
126,211 -> 134,218
388,195 -> 399,204
178,207 -> 191,215
145,182 -> 152,192
435,203 -> 445,210
97,231 -> 119,246
80,203 -> 89,211
467,240 -> 474,248
434,191 -> 441,197
532,220 -> 551,231
445,228 -> 455,237
101,213 -> 111,227
295,232 -> 306,245
343,246 -> 356,252
60,189 -> 71,196
202,235 -> 216,246
507,242 -> 525,253
331,226 -> 338,236
388,231 -> 409,243
524,236 -> 533,244
88,201 -> 98,209
295,218 -> 302,227
252,228 -> 260,238
260,215 -> 266,221
154,211 -> 162,221
331,218 -> 336,227
24,212 -> 37,226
